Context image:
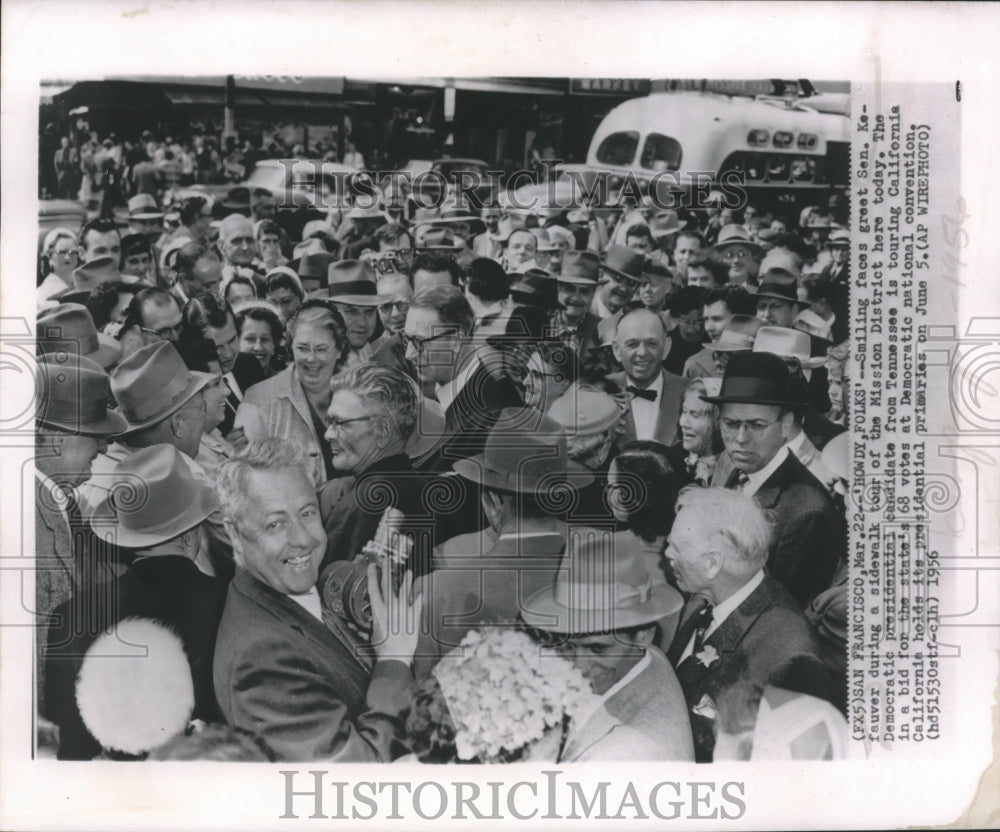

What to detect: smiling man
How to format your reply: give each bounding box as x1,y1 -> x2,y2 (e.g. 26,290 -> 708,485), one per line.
610,308 -> 686,446
213,438 -> 422,762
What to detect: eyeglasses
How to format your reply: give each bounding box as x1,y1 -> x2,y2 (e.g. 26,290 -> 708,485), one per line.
140,322 -> 184,340
324,414 -> 376,433
401,330 -> 458,352
379,300 -> 410,315
719,417 -> 780,437
51,248 -> 78,258
527,368 -> 563,382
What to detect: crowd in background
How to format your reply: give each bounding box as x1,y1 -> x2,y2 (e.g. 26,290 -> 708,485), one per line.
35,122 -> 854,765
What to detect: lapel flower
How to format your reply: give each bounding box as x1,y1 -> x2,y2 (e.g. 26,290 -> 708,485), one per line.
692,693 -> 717,720
695,644 -> 719,667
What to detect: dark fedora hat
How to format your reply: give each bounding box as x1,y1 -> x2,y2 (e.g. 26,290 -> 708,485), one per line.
701,351 -> 807,408
756,268 -> 810,308
601,244 -> 645,282
558,250 -> 600,285
326,260 -> 391,306
509,268 -> 564,312
296,251 -> 338,283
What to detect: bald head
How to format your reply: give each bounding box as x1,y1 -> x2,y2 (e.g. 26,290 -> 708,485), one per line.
613,308 -> 669,385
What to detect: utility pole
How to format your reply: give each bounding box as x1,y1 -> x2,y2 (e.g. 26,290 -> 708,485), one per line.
224,75 -> 236,139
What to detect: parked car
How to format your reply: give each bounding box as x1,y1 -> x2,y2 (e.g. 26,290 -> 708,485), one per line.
412,157 -> 498,210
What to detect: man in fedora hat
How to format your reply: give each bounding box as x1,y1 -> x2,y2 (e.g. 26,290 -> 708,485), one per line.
591,244 -> 644,321
712,224 -> 763,289
609,308 -> 687,446
126,193 -> 164,243
79,342 -> 233,576
663,487 -> 834,762
43,444 -> 227,759
552,250 -> 602,360
703,351 -> 846,607
295,250 -> 338,297
327,259 -> 392,369
213,439 -> 421,761
413,409 -> 591,679
521,530 -> 693,762
37,303 -> 122,369
52,255 -> 126,306
709,314 -> 763,379
34,355 -> 128,738
403,285 -> 523,474
682,285 -> 756,380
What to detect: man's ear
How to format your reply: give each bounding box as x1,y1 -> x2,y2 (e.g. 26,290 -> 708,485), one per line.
779,409 -> 795,441
611,338 -> 623,364
170,410 -> 187,440
703,549 -> 724,581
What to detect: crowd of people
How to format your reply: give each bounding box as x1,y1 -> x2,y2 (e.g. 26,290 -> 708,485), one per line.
35,143 -> 853,764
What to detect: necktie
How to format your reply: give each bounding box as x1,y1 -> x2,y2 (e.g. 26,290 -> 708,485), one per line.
627,385 -> 657,402
667,595 -> 713,666
726,468 -> 750,490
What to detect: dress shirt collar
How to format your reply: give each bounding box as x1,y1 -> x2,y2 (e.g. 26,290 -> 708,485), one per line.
705,569 -> 765,638
287,586 -> 324,622
742,444 -> 789,497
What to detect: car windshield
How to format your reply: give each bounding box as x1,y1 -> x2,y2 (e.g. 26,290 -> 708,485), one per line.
433,160 -> 488,179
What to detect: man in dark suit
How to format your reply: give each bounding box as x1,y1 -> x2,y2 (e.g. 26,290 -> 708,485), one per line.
609,308 -> 687,447
665,487 -> 836,762
704,351 -> 846,607
44,445 -> 226,759
413,409 -> 591,680
403,285 -> 522,475
213,439 -> 421,762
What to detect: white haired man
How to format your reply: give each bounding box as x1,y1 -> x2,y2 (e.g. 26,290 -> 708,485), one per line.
213,438 -> 422,761
664,487 -> 835,762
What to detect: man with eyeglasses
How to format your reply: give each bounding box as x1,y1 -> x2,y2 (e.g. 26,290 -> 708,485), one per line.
703,351 -> 845,608
402,285 -> 522,473
134,286 -> 185,344
712,224 -> 762,289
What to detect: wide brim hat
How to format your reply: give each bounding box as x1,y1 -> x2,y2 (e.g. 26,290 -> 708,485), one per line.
110,341 -> 214,434
753,325 -> 828,369
649,210 -> 682,239
127,194 -> 164,220
508,269 -> 564,312
36,353 -> 129,436
756,269 -> 810,308
296,250 -> 339,282
451,408 -> 594,493
91,444 -> 218,548
73,256 -> 121,287
601,244 -> 645,282
701,350 -> 807,407
522,530 -> 684,633
711,315 -> 764,353
326,259 -> 392,306
37,302 -> 123,369
712,223 -> 763,258
548,387 -> 622,436
558,249 -> 601,285
826,227 -> 850,247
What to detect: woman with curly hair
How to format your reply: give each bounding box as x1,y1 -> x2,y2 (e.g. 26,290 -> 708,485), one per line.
234,299 -> 349,486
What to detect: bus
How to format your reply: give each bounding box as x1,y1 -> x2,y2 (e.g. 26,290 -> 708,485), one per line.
585,90 -> 850,212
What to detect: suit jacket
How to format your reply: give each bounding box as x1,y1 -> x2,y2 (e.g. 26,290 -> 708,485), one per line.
550,311 -> 602,363
372,332 -> 418,384
213,568 -> 413,762
318,453 -> 441,577
610,368 -> 687,447
412,360 -> 523,475
413,530 -> 566,680
682,346 -> 718,380
44,556 -> 228,760
711,453 -> 844,608
663,330 -> 707,377
561,648 -> 695,762
219,353 -> 266,437
753,453 -> 845,607
669,575 -> 834,762
235,365 -> 327,487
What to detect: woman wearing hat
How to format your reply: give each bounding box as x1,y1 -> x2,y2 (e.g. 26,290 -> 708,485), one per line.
235,300 -> 349,487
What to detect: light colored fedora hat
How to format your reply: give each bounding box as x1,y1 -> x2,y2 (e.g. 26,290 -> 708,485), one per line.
711,315 -> 764,353
712,224 -> 763,258
753,325 -> 828,369
93,444 -> 218,548
451,408 -> 594,493
522,530 -> 683,633
110,342 -> 214,434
